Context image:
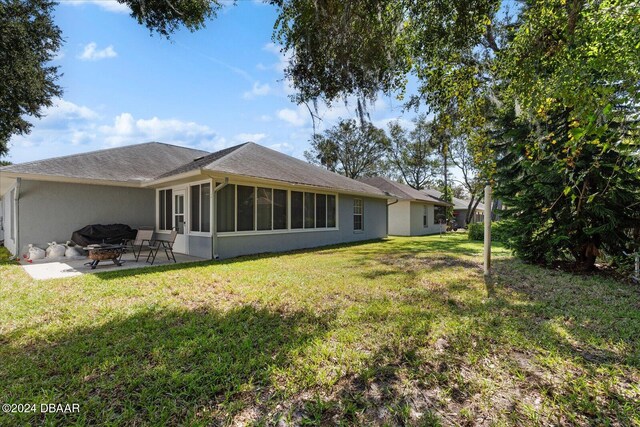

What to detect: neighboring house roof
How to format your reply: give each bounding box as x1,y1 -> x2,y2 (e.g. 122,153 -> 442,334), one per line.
0,142 -> 208,185
157,142 -> 389,198
423,188 -> 485,211
359,176 -> 452,206
1,141 -> 389,198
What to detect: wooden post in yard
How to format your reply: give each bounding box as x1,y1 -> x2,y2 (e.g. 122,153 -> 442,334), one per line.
484,185 -> 492,277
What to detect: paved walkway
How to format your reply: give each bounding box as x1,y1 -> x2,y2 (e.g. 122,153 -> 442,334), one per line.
20,251 -> 207,280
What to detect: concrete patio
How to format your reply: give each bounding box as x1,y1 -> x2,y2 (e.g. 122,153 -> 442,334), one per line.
20,251 -> 207,280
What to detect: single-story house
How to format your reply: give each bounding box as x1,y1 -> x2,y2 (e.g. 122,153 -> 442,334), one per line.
360,177 -> 452,236
423,189 -> 485,228
0,142 -> 390,259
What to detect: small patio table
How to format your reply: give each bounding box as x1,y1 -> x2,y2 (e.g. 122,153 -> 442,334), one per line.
83,244 -> 125,269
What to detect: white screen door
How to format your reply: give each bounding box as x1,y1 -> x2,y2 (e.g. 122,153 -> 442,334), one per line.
173,190 -> 187,253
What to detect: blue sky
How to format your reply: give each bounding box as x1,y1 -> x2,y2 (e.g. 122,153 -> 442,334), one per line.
6,0 -> 416,164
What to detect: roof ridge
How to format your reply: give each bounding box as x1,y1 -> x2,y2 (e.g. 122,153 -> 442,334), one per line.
0,141 -> 208,170
152,142 -> 250,180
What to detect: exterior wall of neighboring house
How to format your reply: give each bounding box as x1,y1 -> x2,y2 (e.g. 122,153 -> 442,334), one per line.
216,194 -> 387,259
455,209 -> 484,228
388,200 -> 444,236
409,202 -> 444,236
388,201 -> 411,236
12,180 -> 155,255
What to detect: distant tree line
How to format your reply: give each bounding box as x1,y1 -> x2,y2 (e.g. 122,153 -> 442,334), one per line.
304,115 -> 485,224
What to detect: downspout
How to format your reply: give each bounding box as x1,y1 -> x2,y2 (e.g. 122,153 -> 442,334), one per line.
14,178 -> 21,257
208,177 -> 229,260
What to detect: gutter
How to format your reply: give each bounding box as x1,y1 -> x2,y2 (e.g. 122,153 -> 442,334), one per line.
14,178 -> 21,257
208,177 -> 229,260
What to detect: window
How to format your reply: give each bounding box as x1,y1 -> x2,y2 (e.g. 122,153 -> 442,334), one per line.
304,192 -> 315,228
291,191 -> 304,229
316,194 -> 327,228
215,186 -> 333,233
257,187 -> 272,231
217,184 -> 235,232
434,206 -> 446,224
273,189 -> 288,229
158,189 -> 173,231
191,183 -> 211,233
353,198 -> 363,231
237,185 -> 255,231
327,195 -> 337,228
423,205 -> 428,227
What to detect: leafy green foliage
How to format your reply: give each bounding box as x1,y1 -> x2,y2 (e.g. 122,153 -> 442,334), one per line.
0,0 -> 62,153
271,0 -> 412,105
492,1 -> 640,269
304,119 -> 389,178
123,0 -> 223,37
468,221 -> 510,243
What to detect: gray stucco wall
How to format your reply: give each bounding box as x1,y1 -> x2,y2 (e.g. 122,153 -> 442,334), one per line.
216,195 -> 387,259
17,180 -> 155,251
189,235 -> 212,259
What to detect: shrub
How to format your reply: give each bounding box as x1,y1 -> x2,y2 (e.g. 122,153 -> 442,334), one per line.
468,221 -> 510,243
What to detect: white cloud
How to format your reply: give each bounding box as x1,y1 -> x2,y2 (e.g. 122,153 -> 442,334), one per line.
5,99 -> 232,163
65,0 -> 130,13
235,133 -> 266,143
78,43 -> 118,61
98,113 -> 220,149
242,82 -> 272,99
277,108 -> 307,127
41,98 -> 100,123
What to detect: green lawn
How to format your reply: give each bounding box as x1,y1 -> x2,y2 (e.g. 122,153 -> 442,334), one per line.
1,234 -> 638,426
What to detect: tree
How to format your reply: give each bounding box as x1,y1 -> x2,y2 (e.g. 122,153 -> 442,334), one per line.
122,0 -> 223,37
304,119 -> 389,179
493,0 -> 640,270
386,116 -> 440,190
0,0 -> 63,155
449,137 -> 485,225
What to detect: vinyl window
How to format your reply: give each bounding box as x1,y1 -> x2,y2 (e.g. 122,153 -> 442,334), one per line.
353,198 -> 363,231
190,183 -> 211,233
158,189 -> 173,231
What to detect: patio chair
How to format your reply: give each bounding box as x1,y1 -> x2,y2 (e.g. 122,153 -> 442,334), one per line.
122,228 -> 154,261
146,229 -> 178,265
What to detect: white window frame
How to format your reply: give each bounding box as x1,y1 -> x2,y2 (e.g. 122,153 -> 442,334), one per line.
189,179 -> 213,237
216,180 -> 339,236
157,187 -> 174,232
423,205 -> 428,228
353,198 -> 363,232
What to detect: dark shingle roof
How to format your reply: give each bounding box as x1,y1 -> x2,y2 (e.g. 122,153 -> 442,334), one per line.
155,143 -> 248,179
360,177 -> 452,206
423,188 -> 484,211
162,142 -> 388,197
0,142 -> 208,184
1,141 -> 389,198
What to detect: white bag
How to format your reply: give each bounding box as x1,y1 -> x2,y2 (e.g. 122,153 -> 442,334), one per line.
27,244 -> 46,261
46,241 -> 66,258
65,244 -> 84,257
